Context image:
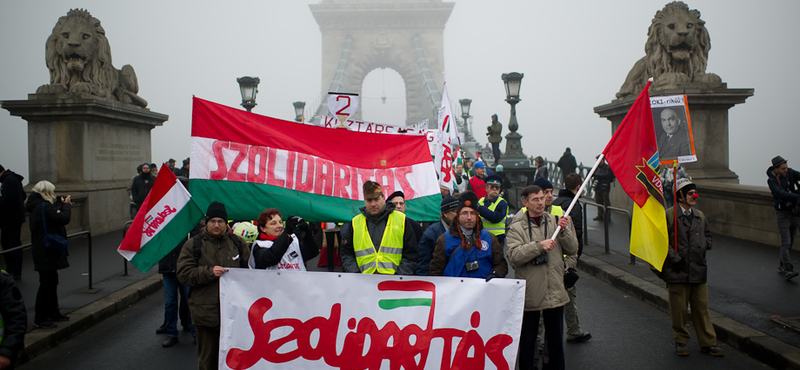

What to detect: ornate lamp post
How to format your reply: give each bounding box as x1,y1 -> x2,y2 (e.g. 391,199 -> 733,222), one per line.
501,72 -> 529,167
459,98 -> 472,141
293,101 -> 306,122
237,76 -> 260,112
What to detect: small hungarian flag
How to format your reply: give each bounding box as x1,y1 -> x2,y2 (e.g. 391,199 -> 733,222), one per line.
602,80 -> 670,271
190,97 -> 441,222
117,164 -> 204,272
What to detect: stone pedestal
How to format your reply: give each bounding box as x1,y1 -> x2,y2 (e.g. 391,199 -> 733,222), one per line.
1,96 -> 168,235
594,85 -> 753,184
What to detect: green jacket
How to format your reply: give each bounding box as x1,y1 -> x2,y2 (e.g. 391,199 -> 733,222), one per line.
177,228 -> 249,327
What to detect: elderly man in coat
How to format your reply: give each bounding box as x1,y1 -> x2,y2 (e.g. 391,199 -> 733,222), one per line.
507,185 -> 578,370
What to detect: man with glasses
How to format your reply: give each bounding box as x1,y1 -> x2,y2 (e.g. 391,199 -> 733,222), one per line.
657,108 -> 691,160
478,175 -> 508,245
507,185 -> 578,370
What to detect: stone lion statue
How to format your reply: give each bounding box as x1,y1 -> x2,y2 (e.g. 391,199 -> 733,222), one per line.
36,9 -> 147,108
616,2 -> 722,100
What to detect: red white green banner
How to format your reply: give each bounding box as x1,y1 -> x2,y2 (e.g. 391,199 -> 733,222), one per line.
190,97 -> 441,222
117,164 -> 204,272
219,269 -> 525,370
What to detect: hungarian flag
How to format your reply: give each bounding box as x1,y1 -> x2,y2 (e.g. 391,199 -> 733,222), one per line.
602,80 -> 670,271
117,164 -> 204,272
434,81 -> 459,193
190,97 -> 440,222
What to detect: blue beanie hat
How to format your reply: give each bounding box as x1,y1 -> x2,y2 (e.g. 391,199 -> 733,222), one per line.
532,177 -> 553,190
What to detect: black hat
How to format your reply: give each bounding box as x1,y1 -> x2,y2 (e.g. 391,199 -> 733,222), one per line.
485,174 -> 502,186
387,191 -> 405,201
183,158 -> 190,166
206,201 -> 228,222
458,192 -> 480,213
532,177 -> 553,190
772,156 -> 787,167
168,158 -> 176,163
440,195 -> 459,213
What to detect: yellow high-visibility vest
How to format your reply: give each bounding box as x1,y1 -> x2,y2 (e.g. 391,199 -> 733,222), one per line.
352,212 -> 405,274
479,196 -> 507,236
520,205 -> 563,217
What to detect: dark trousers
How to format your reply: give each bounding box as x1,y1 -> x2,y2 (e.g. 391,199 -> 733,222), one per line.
595,190 -> 610,218
162,274 -> 193,337
492,142 -> 502,164
35,269 -> 60,323
519,306 -> 565,370
196,325 -> 220,370
777,212 -> 800,269
1,222 -> 23,277
325,230 -> 341,272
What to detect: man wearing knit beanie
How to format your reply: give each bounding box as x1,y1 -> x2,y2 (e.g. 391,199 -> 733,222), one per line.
177,201 -> 249,370
429,192 -> 508,279
416,195 -> 460,275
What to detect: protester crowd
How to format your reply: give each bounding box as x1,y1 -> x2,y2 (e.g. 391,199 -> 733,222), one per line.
13,149 -> 800,370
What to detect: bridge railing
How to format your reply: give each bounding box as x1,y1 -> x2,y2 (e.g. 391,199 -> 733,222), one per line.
0,230 -> 95,290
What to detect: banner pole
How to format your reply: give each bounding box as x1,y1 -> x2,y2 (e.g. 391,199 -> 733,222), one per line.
673,160 -> 679,252
550,154 -> 605,240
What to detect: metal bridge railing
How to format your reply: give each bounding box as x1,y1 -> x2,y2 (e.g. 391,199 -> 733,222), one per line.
0,230 -> 95,290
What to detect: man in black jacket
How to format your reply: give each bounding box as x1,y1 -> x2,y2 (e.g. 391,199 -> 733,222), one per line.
157,222 -> 201,347
662,179 -> 723,357
0,270 -> 26,369
767,155 -> 800,280
130,163 -> 154,219
0,165 -> 26,280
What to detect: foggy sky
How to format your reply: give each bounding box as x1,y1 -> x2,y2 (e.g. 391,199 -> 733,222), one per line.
1,0 -> 798,187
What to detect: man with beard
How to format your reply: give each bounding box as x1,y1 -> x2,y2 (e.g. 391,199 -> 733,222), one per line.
429,192 -> 507,279
0,165 -> 26,280
341,181 -> 419,275
130,163 -> 154,219
416,195 -> 459,275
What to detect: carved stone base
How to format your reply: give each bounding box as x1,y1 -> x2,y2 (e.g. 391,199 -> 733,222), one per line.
1,96 -> 168,235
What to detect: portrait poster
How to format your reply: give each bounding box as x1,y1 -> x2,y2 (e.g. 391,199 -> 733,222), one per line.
650,95 -> 697,164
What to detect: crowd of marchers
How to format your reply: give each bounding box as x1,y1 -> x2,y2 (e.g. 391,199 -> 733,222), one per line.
8,150 -> 800,369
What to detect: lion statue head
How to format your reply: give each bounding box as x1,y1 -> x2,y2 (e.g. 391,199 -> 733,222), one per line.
616,2 -> 721,100
36,9 -> 147,108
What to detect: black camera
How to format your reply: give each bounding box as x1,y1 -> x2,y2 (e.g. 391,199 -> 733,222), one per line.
465,260 -> 479,272
532,252 -> 548,265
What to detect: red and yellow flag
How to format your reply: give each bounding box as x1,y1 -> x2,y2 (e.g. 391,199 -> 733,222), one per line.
602,81 -> 669,271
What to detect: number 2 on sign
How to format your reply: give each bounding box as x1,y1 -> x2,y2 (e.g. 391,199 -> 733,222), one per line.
335,95 -> 351,115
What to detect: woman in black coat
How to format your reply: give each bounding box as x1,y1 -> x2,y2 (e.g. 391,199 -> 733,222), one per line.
25,180 -> 72,329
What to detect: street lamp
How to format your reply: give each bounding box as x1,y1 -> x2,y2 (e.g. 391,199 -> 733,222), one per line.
459,98 -> 472,140
237,76 -> 260,112
293,101 -> 306,122
500,72 -> 528,167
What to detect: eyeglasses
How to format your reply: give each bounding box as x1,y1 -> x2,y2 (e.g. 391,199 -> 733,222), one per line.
528,197 -> 545,203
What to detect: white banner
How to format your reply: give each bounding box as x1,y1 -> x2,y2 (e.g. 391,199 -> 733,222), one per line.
219,269 -> 525,370
327,92 -> 359,126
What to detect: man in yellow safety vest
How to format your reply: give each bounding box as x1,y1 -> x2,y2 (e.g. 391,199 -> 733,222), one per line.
478,175 -> 508,245
341,181 -> 419,275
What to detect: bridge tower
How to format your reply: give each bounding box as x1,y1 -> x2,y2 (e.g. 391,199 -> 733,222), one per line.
309,0 -> 454,126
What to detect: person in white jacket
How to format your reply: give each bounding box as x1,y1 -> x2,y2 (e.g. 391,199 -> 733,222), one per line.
248,208 -> 318,270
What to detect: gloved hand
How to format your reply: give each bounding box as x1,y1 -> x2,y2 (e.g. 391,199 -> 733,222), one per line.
564,268 -> 579,288
285,216 -> 302,235
671,258 -> 686,272
296,218 -> 310,235
485,271 -> 498,282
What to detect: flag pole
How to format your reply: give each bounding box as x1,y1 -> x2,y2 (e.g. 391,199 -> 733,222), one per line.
672,160 -> 679,251
550,153 -> 605,240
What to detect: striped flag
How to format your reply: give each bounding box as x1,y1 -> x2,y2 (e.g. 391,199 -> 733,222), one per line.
117,164 -> 204,272
602,80 -> 670,271
190,97 -> 441,222
434,81 -> 459,193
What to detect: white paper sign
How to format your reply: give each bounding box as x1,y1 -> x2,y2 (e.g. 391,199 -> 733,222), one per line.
219,269 -> 526,370
327,92 -> 359,126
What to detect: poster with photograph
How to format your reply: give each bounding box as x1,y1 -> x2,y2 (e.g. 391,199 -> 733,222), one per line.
650,95 -> 697,164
